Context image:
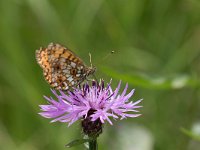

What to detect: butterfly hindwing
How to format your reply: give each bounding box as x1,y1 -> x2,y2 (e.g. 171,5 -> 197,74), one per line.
36,43 -> 95,90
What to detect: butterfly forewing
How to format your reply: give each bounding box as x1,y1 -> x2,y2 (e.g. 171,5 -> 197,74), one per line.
36,43 -> 95,90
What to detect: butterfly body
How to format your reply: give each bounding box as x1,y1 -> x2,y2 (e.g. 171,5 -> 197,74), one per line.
36,43 -> 96,90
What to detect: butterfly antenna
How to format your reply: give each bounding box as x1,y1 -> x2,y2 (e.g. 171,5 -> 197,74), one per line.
89,53 -> 93,68
89,53 -> 98,82
96,50 -> 115,64
103,50 -> 115,61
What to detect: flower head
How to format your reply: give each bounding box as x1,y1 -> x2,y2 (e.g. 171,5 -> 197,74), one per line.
39,80 -> 142,126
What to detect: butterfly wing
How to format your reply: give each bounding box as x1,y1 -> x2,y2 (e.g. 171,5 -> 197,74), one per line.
36,43 -> 87,90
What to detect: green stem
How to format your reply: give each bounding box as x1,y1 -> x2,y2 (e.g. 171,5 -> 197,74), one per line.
89,139 -> 97,150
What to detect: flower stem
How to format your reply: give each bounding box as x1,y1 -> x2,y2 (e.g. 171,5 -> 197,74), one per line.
89,139 -> 97,150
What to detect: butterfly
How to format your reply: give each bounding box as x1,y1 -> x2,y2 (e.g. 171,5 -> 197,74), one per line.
35,43 -> 96,90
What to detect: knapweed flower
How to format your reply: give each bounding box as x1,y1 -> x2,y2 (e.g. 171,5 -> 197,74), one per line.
39,80 -> 142,128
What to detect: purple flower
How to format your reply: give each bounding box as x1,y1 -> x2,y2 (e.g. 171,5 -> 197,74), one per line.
39,80 -> 143,126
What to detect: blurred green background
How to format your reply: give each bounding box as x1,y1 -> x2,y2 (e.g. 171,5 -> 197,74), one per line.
1,0 -> 200,150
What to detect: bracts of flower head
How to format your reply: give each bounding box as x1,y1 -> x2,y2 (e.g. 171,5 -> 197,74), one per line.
39,79 -> 143,137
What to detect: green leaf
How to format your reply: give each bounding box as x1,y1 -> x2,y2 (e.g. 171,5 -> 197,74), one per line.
181,127 -> 200,142
100,66 -> 200,89
65,139 -> 90,148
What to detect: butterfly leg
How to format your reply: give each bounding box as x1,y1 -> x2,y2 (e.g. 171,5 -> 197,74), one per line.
86,75 -> 98,82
